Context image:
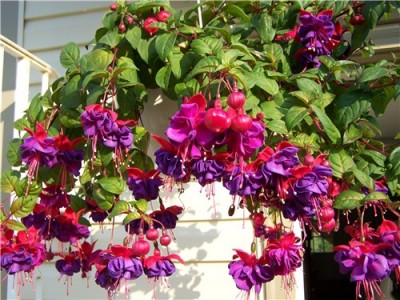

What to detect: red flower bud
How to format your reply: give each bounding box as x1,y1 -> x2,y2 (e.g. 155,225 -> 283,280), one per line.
145,228 -> 159,241
144,17 -> 159,36
156,10 -> 172,23
231,114 -> 252,133
132,239 -> 150,256
227,91 -> 246,110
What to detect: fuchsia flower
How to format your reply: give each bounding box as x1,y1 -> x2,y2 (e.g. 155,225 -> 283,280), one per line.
20,123 -> 58,181
0,227 -> 45,275
334,220 -> 400,299
223,162 -> 263,196
126,168 -> 163,201
295,10 -> 343,68
165,93 -> 216,159
228,249 -> 274,294
144,248 -> 184,279
56,253 -> 81,276
263,232 -> 303,276
150,205 -> 183,230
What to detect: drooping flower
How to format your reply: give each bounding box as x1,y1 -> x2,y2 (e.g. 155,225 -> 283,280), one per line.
334,240 -> 392,299
20,123 -> 58,181
263,232 -> 303,276
223,163 -> 263,196
55,253 -> 81,276
107,257 -> 143,280
144,248 -> 184,279
150,205 -> 183,230
191,157 -> 226,187
165,93 -> 210,160
228,249 -> 274,294
126,168 -> 163,201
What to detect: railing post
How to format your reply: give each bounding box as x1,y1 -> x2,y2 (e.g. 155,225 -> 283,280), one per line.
13,57 -> 30,137
0,45 -> 4,109
41,72 -> 49,95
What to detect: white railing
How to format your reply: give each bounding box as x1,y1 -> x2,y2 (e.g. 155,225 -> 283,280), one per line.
0,34 -> 58,137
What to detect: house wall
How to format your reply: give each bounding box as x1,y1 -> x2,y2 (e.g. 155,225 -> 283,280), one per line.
2,1 -> 400,299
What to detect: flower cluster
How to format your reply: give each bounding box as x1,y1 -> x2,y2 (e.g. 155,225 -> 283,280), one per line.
333,220 -> 400,299
19,123 -> 84,188
81,104 -> 135,169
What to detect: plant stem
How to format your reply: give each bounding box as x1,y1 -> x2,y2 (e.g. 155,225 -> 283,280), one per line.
359,139 -> 388,156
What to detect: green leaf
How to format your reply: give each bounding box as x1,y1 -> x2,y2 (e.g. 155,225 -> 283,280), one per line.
256,75 -> 279,95
1,170 -> 19,193
362,192 -> 390,205
311,104 -> 341,144
92,185 -> 114,210
253,14 -> 275,43
186,56 -> 220,80
155,64 -> 172,90
59,108 -> 82,128
343,124 -> 363,144
335,92 -> 371,129
351,167 -> 375,191
98,29 -> 123,48
386,147 -> 400,195
70,196 -> 87,212
333,190 -> 364,210
296,78 -> 322,98
98,177 -> 127,195
60,42 -> 80,69
60,75 -> 82,109
133,199 -> 148,212
155,32 -> 177,61
359,67 -> 390,83
123,211 -> 141,225
329,149 -> 355,178
170,51 -> 195,80
7,139 -> 21,166
15,179 -> 42,197
80,49 -> 113,73
265,119 -> 288,134
10,195 -> 37,218
125,27 -> 142,50
133,126 -> 150,153
137,38 -> 158,65
285,106 -> 308,131
260,101 -> 284,120
191,39 -> 213,56
82,71 -> 110,89
27,94 -> 44,123
108,200 -> 131,219
5,219 -> 27,231
223,3 -> 250,23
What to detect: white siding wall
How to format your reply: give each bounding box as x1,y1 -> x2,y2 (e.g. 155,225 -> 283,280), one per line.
6,1 -> 400,299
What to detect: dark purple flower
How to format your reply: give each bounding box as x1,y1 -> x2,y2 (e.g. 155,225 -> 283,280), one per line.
1,249 -> 33,275
55,258 -> 81,276
39,185 -> 70,209
294,170 -> 329,196
150,206 -> 183,230
228,260 -> 273,293
281,192 -> 315,221
56,150 -> 84,176
155,149 -> 186,180
90,210 -> 108,223
191,159 -> 225,186
124,218 -> 150,235
298,10 -> 336,55
145,259 -> 176,278
107,257 -> 143,280
20,124 -> 58,180
223,165 -> 263,196
126,169 -> 162,201
263,146 -> 299,177
95,268 -> 119,290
